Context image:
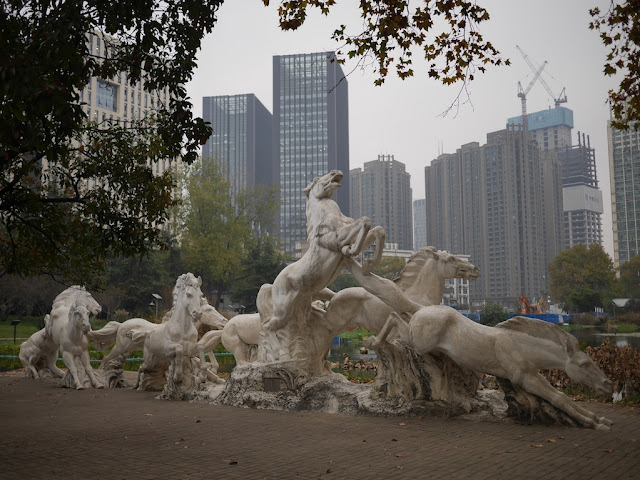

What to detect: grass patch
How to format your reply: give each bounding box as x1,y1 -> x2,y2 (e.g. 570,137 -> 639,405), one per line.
337,328 -> 374,341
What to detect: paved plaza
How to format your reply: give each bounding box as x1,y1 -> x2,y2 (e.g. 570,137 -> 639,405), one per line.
1,371 -> 639,480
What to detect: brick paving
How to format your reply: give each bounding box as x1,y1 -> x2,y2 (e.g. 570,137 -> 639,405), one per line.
1,371 -> 639,480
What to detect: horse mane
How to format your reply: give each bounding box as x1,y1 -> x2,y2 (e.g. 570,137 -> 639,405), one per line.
495,316 -> 579,356
394,247 -> 440,290
52,285 -> 87,307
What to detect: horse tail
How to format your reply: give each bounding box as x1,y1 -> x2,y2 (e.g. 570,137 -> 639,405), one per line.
256,283 -> 273,323
86,321 -> 121,350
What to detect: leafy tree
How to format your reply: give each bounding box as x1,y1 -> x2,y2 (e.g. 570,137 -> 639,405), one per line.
480,303 -> 508,326
548,244 -> 617,313
619,254 -> 640,299
1,0 -> 219,285
102,249 -> 177,316
328,272 -> 359,292
179,159 -> 279,306
589,1 -> 640,129
231,235 -> 287,312
274,0 -> 640,126
371,256 -> 407,280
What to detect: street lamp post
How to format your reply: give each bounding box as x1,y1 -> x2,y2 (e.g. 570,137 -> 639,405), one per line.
151,293 -> 162,320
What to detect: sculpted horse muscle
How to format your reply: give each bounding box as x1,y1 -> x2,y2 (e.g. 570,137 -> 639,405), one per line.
135,273 -> 203,390
265,170 -> 385,330
41,286 -> 102,389
325,247 -> 479,334
365,307 -> 614,429
19,314 -> 65,379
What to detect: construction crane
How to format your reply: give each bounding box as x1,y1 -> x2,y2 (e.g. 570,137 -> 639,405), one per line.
517,60 -> 547,131
516,45 -> 568,131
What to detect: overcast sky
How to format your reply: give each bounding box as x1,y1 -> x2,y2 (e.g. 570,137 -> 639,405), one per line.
186,0 -> 618,256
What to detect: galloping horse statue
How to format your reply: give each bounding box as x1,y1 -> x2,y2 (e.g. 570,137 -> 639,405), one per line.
365,307 -> 614,429
135,273 -> 204,392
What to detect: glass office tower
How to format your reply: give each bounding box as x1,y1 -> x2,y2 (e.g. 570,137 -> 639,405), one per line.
273,52 -> 349,255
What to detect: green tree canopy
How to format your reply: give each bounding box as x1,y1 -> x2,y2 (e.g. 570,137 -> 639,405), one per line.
619,254 -> 640,299
548,244 -> 617,313
231,234 -> 287,312
1,0 -> 220,285
371,256 -> 407,280
480,303 -> 508,326
179,159 -> 279,306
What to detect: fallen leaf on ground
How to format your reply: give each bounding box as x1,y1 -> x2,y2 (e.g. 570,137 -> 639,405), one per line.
396,466 -> 404,470
547,439 -> 557,443
395,453 -> 406,457
530,444 -> 543,448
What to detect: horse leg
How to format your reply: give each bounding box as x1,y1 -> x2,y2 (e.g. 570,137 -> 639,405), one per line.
364,312 -> 408,349
519,372 -> 608,430
168,342 -> 184,384
361,226 -> 386,274
62,350 -> 83,390
48,351 -> 66,378
81,349 -> 102,388
197,330 -> 223,373
336,217 -> 371,256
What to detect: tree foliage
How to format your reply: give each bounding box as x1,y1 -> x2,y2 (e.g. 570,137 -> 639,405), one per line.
0,0 -> 221,285
590,1 -> 640,129
268,0 -> 507,88
480,303 -> 508,326
179,159 -> 279,306
231,235 -> 287,312
370,256 -> 406,280
619,254 -> 640,299
548,244 -> 617,313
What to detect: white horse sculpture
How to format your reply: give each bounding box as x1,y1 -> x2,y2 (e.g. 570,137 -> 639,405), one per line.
54,302 -> 103,389
365,306 -> 614,429
41,286 -> 102,389
19,314 -> 65,379
197,312 -> 261,370
325,247 -> 479,334
264,170 -> 385,331
135,273 -> 205,391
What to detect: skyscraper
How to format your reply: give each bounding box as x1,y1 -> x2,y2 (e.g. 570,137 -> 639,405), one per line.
202,94 -> 274,196
608,119 -> 640,267
350,155 -> 413,251
509,107 -> 603,250
424,126 -> 562,306
413,199 -> 427,251
273,52 -> 349,255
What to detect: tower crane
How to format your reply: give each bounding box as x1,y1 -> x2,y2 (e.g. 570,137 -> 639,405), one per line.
516,45 -> 568,131
517,60 -> 547,131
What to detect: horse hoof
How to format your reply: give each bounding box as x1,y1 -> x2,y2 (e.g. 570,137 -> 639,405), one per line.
76,385 -> 85,390
595,423 -> 611,431
600,417 -> 614,427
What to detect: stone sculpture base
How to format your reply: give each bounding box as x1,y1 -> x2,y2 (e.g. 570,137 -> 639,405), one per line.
60,358 -> 103,389
373,340 -> 480,408
498,377 -> 580,427
190,361 -> 470,418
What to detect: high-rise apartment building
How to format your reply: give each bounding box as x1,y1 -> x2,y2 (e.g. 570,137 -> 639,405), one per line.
509,107 -> 603,250
77,32 -> 177,184
202,94 -> 274,196
350,155 -> 413,251
413,199 -> 427,251
273,52 -> 349,255
608,119 -> 640,267
424,126 -> 563,306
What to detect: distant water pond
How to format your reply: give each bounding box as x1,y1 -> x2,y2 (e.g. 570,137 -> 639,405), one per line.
569,328 -> 640,350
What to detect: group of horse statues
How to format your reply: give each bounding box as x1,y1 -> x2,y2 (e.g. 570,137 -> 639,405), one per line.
19,170 -> 614,430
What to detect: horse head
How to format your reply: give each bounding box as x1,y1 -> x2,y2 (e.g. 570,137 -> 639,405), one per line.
563,337 -> 613,397
69,302 -> 92,334
174,273 -> 204,321
436,251 -> 479,281
304,170 -> 343,200
79,291 -> 102,317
